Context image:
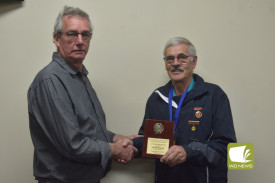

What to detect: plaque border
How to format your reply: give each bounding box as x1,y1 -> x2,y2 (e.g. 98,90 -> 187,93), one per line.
142,119 -> 174,158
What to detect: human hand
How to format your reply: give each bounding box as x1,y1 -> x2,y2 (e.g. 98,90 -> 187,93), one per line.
111,134 -> 142,164
109,140 -> 138,164
113,134 -> 143,145
120,135 -> 144,148
128,134 -> 144,140
118,138 -> 134,148
160,145 -> 187,167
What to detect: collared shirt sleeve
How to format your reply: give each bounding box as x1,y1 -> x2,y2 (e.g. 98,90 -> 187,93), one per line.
28,75 -> 111,169
106,131 -> 115,143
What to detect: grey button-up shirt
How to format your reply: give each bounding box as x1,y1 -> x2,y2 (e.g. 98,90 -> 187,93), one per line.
28,53 -> 115,182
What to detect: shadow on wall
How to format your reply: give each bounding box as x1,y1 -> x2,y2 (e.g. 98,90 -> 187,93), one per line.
0,1 -> 24,16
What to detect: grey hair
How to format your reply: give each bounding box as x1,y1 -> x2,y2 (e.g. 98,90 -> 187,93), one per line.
53,6 -> 93,36
163,37 -> 197,61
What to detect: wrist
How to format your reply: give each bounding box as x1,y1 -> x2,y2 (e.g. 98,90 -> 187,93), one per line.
109,143 -> 117,158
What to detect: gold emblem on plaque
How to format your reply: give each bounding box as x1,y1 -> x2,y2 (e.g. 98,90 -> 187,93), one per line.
154,123 -> 164,134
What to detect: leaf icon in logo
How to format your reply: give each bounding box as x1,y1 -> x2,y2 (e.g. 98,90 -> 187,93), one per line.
229,145 -> 252,163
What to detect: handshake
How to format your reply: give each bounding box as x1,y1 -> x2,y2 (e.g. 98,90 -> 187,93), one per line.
109,134 -> 143,164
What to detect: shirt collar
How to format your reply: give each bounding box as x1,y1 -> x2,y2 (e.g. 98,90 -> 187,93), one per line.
52,52 -> 89,76
173,78 -> 195,97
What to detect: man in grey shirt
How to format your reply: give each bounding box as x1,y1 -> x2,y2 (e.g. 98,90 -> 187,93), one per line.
28,6 -> 138,183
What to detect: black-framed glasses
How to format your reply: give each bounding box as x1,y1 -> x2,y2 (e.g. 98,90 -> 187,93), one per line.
163,54 -> 191,65
60,31 -> 92,42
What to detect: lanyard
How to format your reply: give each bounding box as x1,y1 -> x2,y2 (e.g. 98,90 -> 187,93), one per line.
168,84 -> 190,132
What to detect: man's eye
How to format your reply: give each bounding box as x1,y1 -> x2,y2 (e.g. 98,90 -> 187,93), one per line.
67,33 -> 77,37
82,34 -> 90,38
167,57 -> 174,61
178,55 -> 188,59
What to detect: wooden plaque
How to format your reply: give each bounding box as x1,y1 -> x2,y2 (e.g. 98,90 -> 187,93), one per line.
142,119 -> 174,158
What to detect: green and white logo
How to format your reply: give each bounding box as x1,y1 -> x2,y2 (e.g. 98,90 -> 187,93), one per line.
227,143 -> 254,170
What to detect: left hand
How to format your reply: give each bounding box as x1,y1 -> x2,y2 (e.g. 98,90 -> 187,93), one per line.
112,134 -> 142,164
160,145 -> 187,167
113,134 -> 143,146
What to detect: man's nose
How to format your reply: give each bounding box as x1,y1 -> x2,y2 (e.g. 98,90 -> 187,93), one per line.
172,58 -> 181,65
75,34 -> 84,44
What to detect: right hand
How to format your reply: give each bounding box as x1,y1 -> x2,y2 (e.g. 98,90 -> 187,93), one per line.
109,140 -> 137,164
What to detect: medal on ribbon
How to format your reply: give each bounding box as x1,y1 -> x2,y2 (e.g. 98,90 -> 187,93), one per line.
194,107 -> 203,118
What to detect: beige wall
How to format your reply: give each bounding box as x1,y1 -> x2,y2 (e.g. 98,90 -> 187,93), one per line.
0,0 -> 274,182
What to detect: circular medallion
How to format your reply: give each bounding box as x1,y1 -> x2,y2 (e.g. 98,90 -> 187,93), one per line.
154,123 -> 164,134
191,126 -> 196,131
195,111 -> 202,118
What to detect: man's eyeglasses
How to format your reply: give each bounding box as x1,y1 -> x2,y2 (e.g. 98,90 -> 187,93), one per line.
163,54 -> 191,65
60,31 -> 92,42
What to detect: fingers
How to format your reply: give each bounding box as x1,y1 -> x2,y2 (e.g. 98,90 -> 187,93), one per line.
128,134 -> 144,140
132,146 -> 138,153
117,145 -> 136,163
160,145 -> 187,167
120,134 -> 143,147
113,134 -> 143,143
111,133 -> 142,164
119,138 -> 133,147
110,141 -> 137,164
116,158 -> 127,164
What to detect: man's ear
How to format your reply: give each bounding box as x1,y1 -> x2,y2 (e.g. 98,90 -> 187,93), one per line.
192,56 -> 198,69
53,34 -> 60,47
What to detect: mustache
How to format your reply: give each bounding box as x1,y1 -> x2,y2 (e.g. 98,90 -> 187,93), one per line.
171,66 -> 184,72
